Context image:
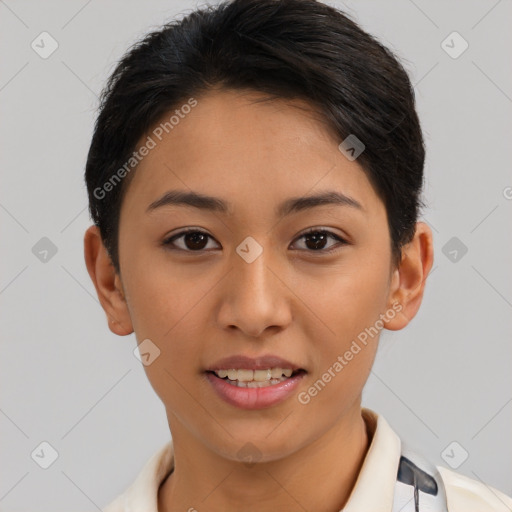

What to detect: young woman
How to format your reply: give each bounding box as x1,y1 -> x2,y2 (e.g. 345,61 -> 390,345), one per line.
83,0 -> 512,510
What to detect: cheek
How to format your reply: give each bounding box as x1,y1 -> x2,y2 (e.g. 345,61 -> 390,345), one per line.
300,250 -> 391,342
298,278 -> 385,415
298,248 -> 390,392
124,261 -> 209,362
135,306 -> 203,411
122,247 -> 196,338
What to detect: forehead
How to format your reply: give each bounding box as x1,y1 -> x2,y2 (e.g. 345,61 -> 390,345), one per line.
123,89 -> 381,216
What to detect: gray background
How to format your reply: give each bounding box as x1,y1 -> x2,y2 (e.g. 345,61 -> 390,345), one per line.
1,0 -> 511,510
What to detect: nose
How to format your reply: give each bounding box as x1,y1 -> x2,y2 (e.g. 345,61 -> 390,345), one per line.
216,245 -> 292,338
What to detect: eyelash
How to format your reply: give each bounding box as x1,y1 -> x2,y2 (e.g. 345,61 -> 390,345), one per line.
162,227 -> 348,254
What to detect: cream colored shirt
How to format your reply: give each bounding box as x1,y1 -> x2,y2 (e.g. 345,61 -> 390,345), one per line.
103,408 -> 512,511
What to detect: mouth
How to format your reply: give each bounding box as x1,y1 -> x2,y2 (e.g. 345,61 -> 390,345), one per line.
204,354 -> 308,409
206,368 -> 307,388
204,367 -> 308,409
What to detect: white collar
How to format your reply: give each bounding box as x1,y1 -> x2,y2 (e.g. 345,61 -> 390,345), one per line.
343,408 -> 401,511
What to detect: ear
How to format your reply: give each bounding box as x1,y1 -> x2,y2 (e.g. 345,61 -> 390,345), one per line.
83,224 -> 134,336
383,221 -> 434,330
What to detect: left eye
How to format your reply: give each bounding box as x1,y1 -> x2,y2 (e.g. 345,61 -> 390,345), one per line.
162,228 -> 346,253
291,229 -> 347,253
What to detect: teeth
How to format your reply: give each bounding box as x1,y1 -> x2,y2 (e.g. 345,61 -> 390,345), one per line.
228,378 -> 287,388
214,367 -> 296,382
227,369 -> 238,380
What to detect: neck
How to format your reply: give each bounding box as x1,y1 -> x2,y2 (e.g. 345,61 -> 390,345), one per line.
158,405 -> 370,512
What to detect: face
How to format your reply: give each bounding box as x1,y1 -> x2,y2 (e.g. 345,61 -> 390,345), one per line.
112,88 -> 403,461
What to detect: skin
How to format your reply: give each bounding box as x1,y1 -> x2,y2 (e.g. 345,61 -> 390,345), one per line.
84,88 -> 433,512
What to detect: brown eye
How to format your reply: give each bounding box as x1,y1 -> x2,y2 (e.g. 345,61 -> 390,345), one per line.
292,229 -> 347,253
163,229 -> 218,252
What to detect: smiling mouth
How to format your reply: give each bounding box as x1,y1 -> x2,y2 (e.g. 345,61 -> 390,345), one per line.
206,368 -> 307,388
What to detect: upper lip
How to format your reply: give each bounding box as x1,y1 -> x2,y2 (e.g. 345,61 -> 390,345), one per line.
206,354 -> 306,372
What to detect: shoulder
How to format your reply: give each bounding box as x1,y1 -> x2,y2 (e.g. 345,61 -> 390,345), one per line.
102,494 -> 125,512
438,465 -> 512,512
101,440 -> 174,512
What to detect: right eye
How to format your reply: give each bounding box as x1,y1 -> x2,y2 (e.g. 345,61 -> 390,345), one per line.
162,229 -> 220,252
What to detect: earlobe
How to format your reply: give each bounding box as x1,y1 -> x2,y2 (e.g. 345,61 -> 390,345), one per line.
383,222 -> 434,331
83,225 -> 134,336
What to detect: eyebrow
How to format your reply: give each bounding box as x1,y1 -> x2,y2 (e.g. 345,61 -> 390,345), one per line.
146,189 -> 363,217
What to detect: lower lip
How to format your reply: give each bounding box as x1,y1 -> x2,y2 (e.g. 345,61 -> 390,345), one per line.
205,371 -> 306,410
